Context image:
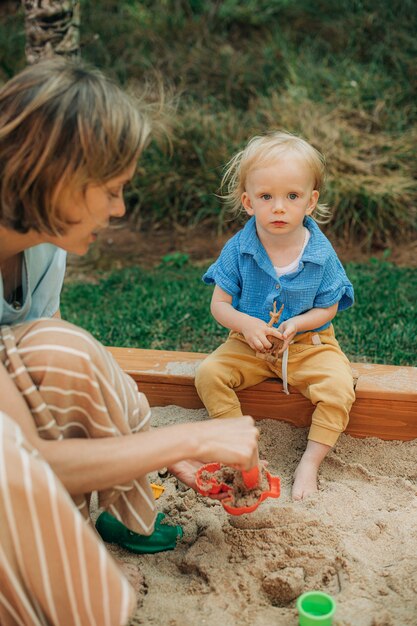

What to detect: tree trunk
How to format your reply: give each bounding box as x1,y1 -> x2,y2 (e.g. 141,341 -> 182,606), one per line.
0,1 -> 20,18
22,0 -> 80,64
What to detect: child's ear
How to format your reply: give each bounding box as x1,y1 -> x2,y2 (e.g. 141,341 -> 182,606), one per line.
241,192 -> 254,216
306,190 -> 319,215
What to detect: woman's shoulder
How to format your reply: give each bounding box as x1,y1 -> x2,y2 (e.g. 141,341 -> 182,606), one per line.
25,244 -> 67,276
26,243 -> 66,262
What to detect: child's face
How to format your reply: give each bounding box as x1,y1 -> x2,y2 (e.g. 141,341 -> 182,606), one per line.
45,162 -> 137,255
241,154 -> 319,239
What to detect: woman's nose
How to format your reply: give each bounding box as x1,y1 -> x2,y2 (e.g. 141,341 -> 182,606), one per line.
111,197 -> 126,218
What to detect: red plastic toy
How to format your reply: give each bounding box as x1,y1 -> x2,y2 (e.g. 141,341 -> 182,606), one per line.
195,462 -> 280,516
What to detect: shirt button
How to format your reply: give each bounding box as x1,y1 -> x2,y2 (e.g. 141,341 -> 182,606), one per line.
276,284 -> 280,289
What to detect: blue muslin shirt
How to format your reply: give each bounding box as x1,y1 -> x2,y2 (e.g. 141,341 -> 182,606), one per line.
0,244 -> 67,325
202,216 -> 354,332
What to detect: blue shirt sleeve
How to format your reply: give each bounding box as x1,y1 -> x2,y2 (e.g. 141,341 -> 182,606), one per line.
202,237 -> 242,297
313,254 -> 354,311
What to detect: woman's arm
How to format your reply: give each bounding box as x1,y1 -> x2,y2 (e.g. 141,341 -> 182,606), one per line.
211,285 -> 282,352
0,361 -> 258,495
41,417 -> 259,495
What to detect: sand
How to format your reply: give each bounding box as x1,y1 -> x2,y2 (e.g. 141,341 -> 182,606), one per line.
105,406 -> 417,626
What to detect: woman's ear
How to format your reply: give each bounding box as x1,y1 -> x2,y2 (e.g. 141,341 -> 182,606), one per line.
241,192 -> 254,216
306,190 -> 319,215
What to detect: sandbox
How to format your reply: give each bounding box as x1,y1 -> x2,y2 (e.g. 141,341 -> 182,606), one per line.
104,406 -> 417,626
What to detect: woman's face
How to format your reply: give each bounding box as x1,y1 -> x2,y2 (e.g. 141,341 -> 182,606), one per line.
46,162 -> 137,255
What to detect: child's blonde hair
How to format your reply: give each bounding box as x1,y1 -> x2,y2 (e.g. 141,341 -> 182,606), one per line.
220,130 -> 330,222
0,58 -> 151,235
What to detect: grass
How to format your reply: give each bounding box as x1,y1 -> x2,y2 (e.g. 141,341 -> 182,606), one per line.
61,259 -> 416,366
1,1 -> 416,248
81,0 -> 417,247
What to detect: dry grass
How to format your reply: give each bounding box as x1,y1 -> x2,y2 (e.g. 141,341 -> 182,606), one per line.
1,0 -> 416,248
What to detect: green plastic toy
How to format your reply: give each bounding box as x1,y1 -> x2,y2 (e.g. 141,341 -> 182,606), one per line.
95,511 -> 183,554
296,591 -> 336,625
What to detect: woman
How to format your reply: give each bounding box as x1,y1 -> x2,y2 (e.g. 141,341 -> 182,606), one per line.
0,59 -> 259,626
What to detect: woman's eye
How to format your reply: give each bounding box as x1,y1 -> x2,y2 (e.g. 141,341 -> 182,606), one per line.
108,188 -> 122,199
288,193 -> 298,200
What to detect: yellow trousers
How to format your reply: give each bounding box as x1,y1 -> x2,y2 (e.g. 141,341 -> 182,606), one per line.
195,325 -> 355,447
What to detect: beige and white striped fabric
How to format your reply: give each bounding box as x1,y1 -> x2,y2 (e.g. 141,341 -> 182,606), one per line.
0,411 -> 136,626
0,318 -> 159,625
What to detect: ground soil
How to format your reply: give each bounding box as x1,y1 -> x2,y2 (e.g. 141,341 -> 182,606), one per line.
66,221 -> 417,277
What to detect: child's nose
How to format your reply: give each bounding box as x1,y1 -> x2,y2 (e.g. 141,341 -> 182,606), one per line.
272,198 -> 285,213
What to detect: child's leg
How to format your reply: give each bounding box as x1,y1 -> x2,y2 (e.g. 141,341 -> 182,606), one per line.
195,333 -> 273,418
286,330 -> 355,499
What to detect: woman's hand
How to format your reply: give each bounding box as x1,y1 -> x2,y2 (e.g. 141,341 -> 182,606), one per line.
168,459 -> 204,491
193,415 -> 259,470
168,459 -> 242,500
169,415 -> 260,497
167,460 -> 233,499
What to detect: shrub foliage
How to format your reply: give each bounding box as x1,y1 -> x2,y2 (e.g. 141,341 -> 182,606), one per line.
1,0 -> 416,247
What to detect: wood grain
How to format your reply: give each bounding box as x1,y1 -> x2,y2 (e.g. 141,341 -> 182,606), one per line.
107,347 -> 417,441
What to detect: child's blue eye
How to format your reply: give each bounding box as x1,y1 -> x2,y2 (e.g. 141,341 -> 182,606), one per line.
288,193 -> 298,200
261,194 -> 272,200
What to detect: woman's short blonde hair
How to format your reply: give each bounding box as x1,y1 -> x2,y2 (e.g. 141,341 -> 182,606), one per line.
0,58 -> 151,234
220,130 -> 330,222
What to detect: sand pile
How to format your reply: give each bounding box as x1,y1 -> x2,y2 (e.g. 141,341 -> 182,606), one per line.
105,406 -> 417,626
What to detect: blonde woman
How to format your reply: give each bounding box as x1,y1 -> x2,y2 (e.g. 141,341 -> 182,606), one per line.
195,131 -> 355,501
0,60 -> 259,626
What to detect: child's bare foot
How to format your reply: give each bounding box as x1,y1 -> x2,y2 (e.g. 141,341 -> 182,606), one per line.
292,457 -> 319,500
292,440 -> 332,500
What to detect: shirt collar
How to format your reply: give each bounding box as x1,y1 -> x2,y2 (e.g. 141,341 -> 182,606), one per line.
301,217 -> 330,266
239,215 -> 329,267
239,217 -> 274,277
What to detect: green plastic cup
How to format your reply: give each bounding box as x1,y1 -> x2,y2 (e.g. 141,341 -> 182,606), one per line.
296,591 -> 336,625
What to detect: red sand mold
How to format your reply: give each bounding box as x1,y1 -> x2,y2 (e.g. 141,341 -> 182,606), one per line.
195,462 -> 280,516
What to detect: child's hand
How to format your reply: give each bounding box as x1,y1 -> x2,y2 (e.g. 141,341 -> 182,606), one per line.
277,319 -> 298,352
240,316 -> 283,352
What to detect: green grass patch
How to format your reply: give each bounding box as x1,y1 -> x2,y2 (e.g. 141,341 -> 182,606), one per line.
61,259 -> 416,366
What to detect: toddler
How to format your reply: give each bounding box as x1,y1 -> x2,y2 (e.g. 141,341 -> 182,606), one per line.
195,130 -> 355,500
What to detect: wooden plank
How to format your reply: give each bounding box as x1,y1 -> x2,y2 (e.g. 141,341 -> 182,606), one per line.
132,381 -> 417,441
107,347 -> 417,441
348,398 -> 417,441
352,363 -> 417,401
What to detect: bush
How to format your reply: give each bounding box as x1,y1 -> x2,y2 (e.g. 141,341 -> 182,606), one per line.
2,0 -> 416,247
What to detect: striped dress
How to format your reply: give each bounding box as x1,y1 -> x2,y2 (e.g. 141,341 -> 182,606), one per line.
0,318 -> 158,625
